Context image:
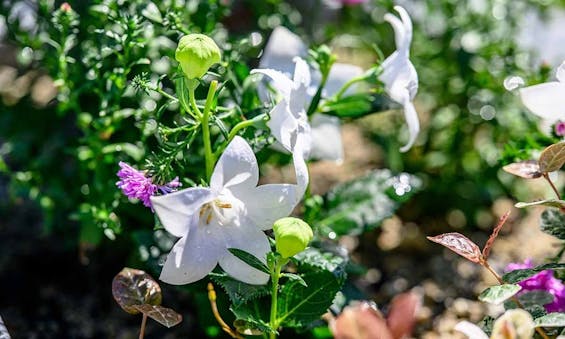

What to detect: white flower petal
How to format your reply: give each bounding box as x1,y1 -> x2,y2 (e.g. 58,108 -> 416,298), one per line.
454,321 -> 489,339
399,99 -> 420,152
210,136 -> 259,194
159,218 -> 224,285
267,99 -> 298,152
325,63 -> 364,97
557,60 -> 565,83
259,26 -> 307,74
251,68 -> 293,100
219,223 -> 271,285
151,187 -> 215,237
394,6 -> 413,50
292,57 -> 311,87
310,114 -> 344,162
384,13 -> 407,54
519,82 -> 565,121
242,184 -> 299,230
292,145 -> 310,195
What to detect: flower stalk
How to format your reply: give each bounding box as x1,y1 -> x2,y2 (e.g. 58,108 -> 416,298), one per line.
202,80 -> 218,182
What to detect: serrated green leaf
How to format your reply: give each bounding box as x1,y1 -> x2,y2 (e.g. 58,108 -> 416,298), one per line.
535,313 -> 565,327
277,269 -> 345,328
228,248 -> 270,275
318,170 -> 421,236
478,284 -> 521,305
209,273 -> 270,307
503,263 -> 565,284
230,299 -> 273,334
540,209 -> 565,239
515,199 -> 565,209
276,248 -> 347,328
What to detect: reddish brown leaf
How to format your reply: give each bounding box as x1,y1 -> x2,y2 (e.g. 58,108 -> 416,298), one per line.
482,211 -> 510,259
427,233 -> 483,263
331,302 -> 393,339
112,267 -> 162,314
502,160 -> 542,179
132,304 -> 182,328
386,292 -> 421,339
539,142 -> 565,173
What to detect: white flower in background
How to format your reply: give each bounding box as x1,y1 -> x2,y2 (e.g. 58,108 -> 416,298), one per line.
380,6 -> 420,152
150,136 -> 301,285
252,57 -> 313,159
518,61 -> 565,122
255,26 -> 364,162
455,309 -> 535,339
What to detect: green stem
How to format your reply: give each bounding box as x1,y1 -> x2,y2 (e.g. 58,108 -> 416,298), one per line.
269,261 -> 283,339
202,80 -> 218,182
306,73 -> 329,117
214,114 -> 266,157
188,79 -> 203,119
543,173 -> 561,200
333,74 -> 366,100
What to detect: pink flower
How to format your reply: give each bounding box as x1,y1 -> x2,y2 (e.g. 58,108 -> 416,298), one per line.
505,259 -> 565,312
555,121 -> 565,137
116,162 -> 180,209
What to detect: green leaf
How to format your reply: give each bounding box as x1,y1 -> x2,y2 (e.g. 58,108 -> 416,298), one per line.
209,273 -> 270,307
318,170 -> 421,236
321,94 -> 394,119
478,284 -> 521,305
502,263 -> 565,284
277,268 -> 345,328
280,273 -> 307,287
230,300 -> 273,334
276,248 -> 347,328
515,199 -> 565,209
175,77 -> 192,113
540,209 -> 565,239
518,291 -> 554,308
228,248 -> 270,274
535,313 -> 565,327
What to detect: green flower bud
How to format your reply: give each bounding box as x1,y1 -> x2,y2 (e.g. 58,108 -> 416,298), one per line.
175,34 -> 221,79
273,217 -> 313,258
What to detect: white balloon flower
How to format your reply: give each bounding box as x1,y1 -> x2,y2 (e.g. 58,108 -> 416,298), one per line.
253,26 -> 364,162
380,6 -> 420,152
150,136 -> 302,285
518,61 -> 565,122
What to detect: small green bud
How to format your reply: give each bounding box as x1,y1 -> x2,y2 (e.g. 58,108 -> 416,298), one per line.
273,217 -> 313,258
175,34 -> 221,79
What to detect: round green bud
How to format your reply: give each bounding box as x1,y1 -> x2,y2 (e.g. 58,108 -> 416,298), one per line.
175,34 -> 221,79
273,217 -> 313,258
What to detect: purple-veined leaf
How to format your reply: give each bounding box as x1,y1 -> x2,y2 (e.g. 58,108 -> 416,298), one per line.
502,160 -> 542,179
427,233 -> 483,263
112,267 -> 162,315
539,142 -> 565,173
482,211 -> 510,259
132,304 -> 182,328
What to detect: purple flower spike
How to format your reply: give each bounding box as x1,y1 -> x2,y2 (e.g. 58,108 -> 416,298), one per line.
116,162 -> 180,209
505,259 -> 565,312
555,121 -> 565,137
